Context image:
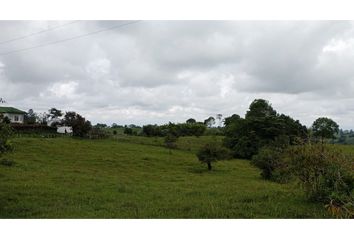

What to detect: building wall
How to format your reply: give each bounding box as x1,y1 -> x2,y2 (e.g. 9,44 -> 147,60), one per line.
3,113 -> 24,123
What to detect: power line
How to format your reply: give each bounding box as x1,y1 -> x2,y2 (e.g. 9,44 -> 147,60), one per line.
0,20 -> 80,45
0,20 -> 142,57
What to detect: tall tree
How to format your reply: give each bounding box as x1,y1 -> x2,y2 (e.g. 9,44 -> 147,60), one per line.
186,118 -> 196,124
312,117 -> 339,144
224,99 -> 308,159
48,108 -> 63,120
63,111 -> 92,137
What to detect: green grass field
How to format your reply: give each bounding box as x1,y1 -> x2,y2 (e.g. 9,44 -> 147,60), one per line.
0,136 -> 333,218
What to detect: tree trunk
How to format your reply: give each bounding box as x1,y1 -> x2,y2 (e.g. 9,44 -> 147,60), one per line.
207,162 -> 212,171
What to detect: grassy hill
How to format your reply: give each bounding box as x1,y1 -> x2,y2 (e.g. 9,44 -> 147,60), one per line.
0,136 -> 330,218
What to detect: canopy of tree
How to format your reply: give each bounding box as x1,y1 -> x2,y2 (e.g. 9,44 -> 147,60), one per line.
224,99 -> 308,159
312,117 -> 339,143
142,122 -> 206,137
63,112 -> 92,137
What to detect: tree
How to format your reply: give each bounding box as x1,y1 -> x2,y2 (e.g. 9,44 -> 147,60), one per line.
245,99 -> 276,119
204,116 -> 215,128
197,143 -> 231,170
63,111 -> 92,137
48,108 -> 63,120
186,118 -> 196,124
24,109 -> 37,124
312,117 -> 339,144
124,127 -> 133,135
224,99 -> 308,159
223,114 -> 241,127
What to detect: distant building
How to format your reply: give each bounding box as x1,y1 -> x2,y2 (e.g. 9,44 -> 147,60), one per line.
57,126 -> 73,134
0,107 -> 26,124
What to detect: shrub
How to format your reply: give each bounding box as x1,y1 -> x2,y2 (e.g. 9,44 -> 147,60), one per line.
251,146 -> 290,183
113,130 -> 117,135
197,143 -> 231,170
124,127 -> 134,135
286,144 -> 354,218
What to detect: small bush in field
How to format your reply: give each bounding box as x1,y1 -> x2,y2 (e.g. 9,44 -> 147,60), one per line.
197,143 -> 231,170
286,144 -> 354,218
113,130 -> 117,135
251,146 -> 291,183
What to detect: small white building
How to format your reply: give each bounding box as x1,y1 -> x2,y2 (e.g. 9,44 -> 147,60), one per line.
57,126 -> 73,134
0,107 -> 26,123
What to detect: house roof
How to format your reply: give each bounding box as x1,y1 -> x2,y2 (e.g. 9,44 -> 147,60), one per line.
0,107 -> 26,114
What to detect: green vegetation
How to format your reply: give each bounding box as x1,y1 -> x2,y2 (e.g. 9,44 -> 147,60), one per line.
224,99 -> 307,159
0,136 -> 330,218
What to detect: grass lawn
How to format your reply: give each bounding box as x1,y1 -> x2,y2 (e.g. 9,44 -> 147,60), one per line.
0,136 -> 330,218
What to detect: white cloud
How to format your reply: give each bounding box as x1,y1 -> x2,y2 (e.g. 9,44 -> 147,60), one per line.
1,21 -> 354,128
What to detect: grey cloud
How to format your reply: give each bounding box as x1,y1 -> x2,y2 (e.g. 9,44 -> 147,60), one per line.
1,21 -> 354,128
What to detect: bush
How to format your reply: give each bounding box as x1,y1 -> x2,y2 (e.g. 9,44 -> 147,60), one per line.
197,143 -> 231,170
286,144 -> 354,218
11,124 -> 57,135
113,130 -> 117,135
124,127 -> 134,135
251,146 -> 290,183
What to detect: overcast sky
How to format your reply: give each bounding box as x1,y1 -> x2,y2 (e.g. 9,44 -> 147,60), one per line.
1,21 -> 354,128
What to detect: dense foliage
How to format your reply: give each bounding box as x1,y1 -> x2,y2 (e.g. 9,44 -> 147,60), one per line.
63,112 -> 92,137
142,122 -> 206,137
251,139 -> 291,183
224,99 -> 308,159
312,117 -> 339,143
287,144 -> 353,218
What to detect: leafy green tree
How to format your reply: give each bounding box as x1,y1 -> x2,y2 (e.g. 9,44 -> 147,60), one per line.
246,99 -> 276,119
196,143 -> 231,170
124,127 -> 133,135
186,118 -> 196,124
63,112 -> 92,137
224,99 -> 308,159
48,108 -> 63,120
312,117 -> 339,144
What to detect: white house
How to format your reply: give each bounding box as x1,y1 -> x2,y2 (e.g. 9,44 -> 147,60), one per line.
0,107 -> 26,123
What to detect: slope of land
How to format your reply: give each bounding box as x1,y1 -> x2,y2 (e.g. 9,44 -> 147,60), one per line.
0,137 -> 330,218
